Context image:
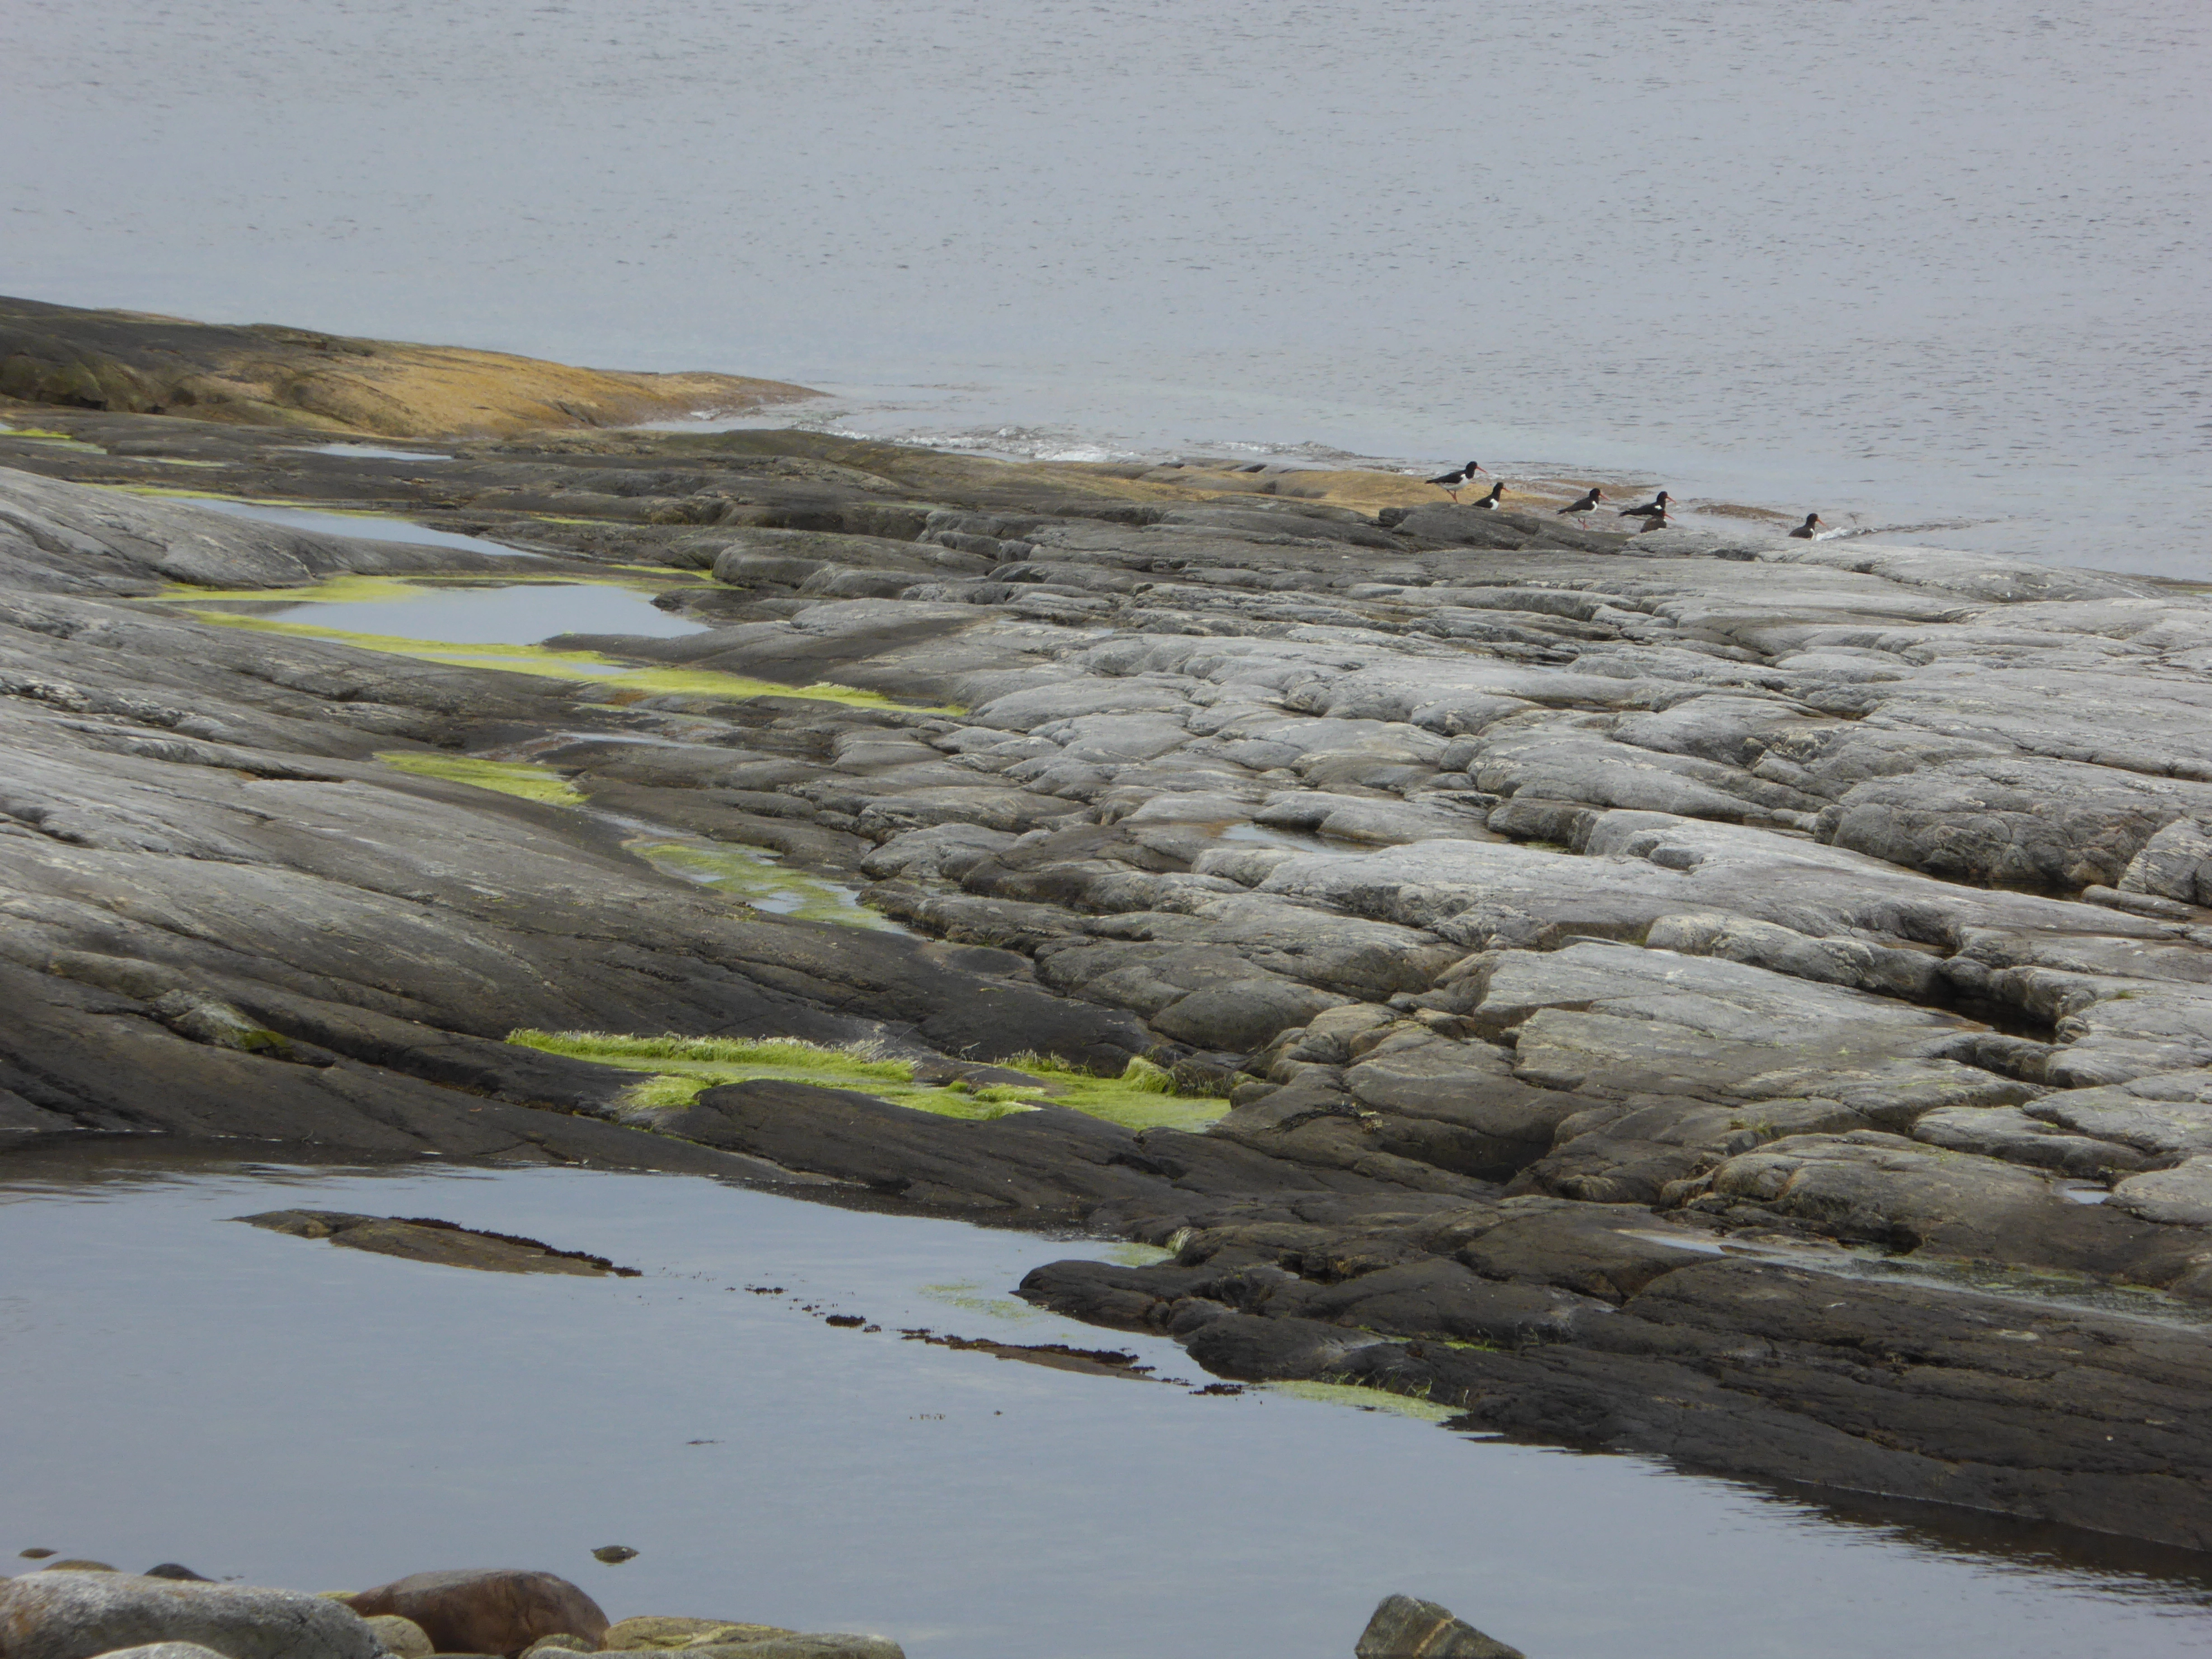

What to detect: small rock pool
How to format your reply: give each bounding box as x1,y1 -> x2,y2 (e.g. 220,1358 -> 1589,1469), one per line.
259,579 -> 709,645
3,1150 -> 2207,1659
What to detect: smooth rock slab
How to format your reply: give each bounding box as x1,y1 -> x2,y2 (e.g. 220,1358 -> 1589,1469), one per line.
0,1573 -> 380,1659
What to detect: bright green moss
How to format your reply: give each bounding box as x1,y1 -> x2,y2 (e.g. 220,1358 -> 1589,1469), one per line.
375,751 -> 585,806
506,1029 -> 1228,1130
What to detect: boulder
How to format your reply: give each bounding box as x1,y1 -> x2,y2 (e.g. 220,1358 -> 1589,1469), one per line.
597,1621 -> 791,1651
340,1574 -> 607,1659
0,1572 -> 380,1659
365,1618 -> 435,1659
1354,1594 -> 1525,1659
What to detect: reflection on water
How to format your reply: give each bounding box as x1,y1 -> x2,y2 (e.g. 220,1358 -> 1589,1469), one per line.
187,497 -> 540,557
297,444 -> 456,461
265,580 -> 709,645
9,0 -> 2207,575
1,1149 -> 2208,1659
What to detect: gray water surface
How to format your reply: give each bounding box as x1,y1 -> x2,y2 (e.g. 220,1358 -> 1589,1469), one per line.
3,1154 -> 2209,1659
264,581 -> 708,644
188,498 -> 540,557
4,0 -> 2206,576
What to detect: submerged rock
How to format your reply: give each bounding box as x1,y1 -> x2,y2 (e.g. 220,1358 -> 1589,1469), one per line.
234,1212 -> 639,1278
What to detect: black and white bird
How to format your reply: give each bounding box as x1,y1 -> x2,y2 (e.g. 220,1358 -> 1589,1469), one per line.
1472,481 -> 1506,510
1639,505 -> 1671,533
1617,490 -> 1670,521
1557,487 -> 1603,519
1426,460 -> 1486,501
1788,512 -> 1823,539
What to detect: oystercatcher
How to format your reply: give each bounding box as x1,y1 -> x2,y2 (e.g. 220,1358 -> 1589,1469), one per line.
1617,490 -> 1669,521
1788,512 -> 1823,539
1472,481 -> 1506,510
1426,460 -> 1486,502
1640,505 -> 1671,532
1557,487 -> 1602,519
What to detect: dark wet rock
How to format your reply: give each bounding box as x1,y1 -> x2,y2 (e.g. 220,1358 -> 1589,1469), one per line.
341,1572 -> 606,1659
235,1211 -> 640,1277
0,1572 -> 380,1659
1355,1594 -> 1525,1659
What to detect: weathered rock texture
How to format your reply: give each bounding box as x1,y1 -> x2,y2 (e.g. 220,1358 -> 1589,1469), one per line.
6,384 -> 2212,1552
0,1572 -> 379,1659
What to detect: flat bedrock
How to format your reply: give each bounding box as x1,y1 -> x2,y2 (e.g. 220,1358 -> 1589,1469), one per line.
7,396 -> 2212,1550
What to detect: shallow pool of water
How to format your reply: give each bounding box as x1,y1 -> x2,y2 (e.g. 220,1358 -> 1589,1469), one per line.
3,1152 -> 2207,1659
265,581 -> 709,645
298,444 -> 456,462
186,497 -> 539,557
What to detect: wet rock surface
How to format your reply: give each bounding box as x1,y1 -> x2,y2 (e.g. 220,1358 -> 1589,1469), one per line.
6,391 -> 2212,1550
234,1211 -> 642,1277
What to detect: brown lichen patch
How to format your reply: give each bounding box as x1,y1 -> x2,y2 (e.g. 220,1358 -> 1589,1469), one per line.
0,295 -> 818,439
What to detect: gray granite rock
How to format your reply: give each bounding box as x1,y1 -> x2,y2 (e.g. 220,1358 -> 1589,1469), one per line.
0,1573 -> 379,1659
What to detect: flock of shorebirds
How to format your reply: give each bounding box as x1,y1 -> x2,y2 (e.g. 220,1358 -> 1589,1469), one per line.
1424,461 -> 1822,539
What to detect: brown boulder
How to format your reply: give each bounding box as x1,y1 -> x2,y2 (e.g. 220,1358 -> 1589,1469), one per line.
342,1572 -> 607,1659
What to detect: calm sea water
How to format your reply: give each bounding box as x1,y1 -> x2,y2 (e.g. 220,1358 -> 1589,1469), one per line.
4,0 -> 2208,574
5,1153 -> 2211,1659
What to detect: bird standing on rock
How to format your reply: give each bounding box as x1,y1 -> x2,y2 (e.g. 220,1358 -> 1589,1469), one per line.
1789,513 -> 1823,539
1426,460 -> 1486,501
1557,487 -> 1603,519
1640,505 -> 1671,532
1472,481 -> 1506,510
1617,490 -> 1669,521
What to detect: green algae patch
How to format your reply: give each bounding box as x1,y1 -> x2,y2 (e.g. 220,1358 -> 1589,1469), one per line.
919,1280 -> 1049,1324
376,751 -> 585,806
179,606 -> 917,708
506,1029 -> 1228,1131
0,426 -> 105,452
1269,1380 -> 1464,1424
626,837 -> 900,931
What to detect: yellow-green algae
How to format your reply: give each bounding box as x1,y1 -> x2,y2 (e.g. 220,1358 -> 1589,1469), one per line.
628,838 -> 901,931
918,1281 -> 1049,1323
177,607 -> 919,708
375,751 -> 586,806
145,572 -> 959,712
0,429 -> 105,452
507,1030 -> 1227,1132
1269,1380 -> 1465,1423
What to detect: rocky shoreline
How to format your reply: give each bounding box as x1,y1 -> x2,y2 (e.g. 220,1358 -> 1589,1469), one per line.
5,304 -> 2212,1559
0,1567 -> 1518,1659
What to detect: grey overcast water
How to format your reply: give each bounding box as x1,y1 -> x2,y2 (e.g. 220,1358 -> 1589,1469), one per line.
6,1158 -> 2212,1659
3,0 -> 2208,573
